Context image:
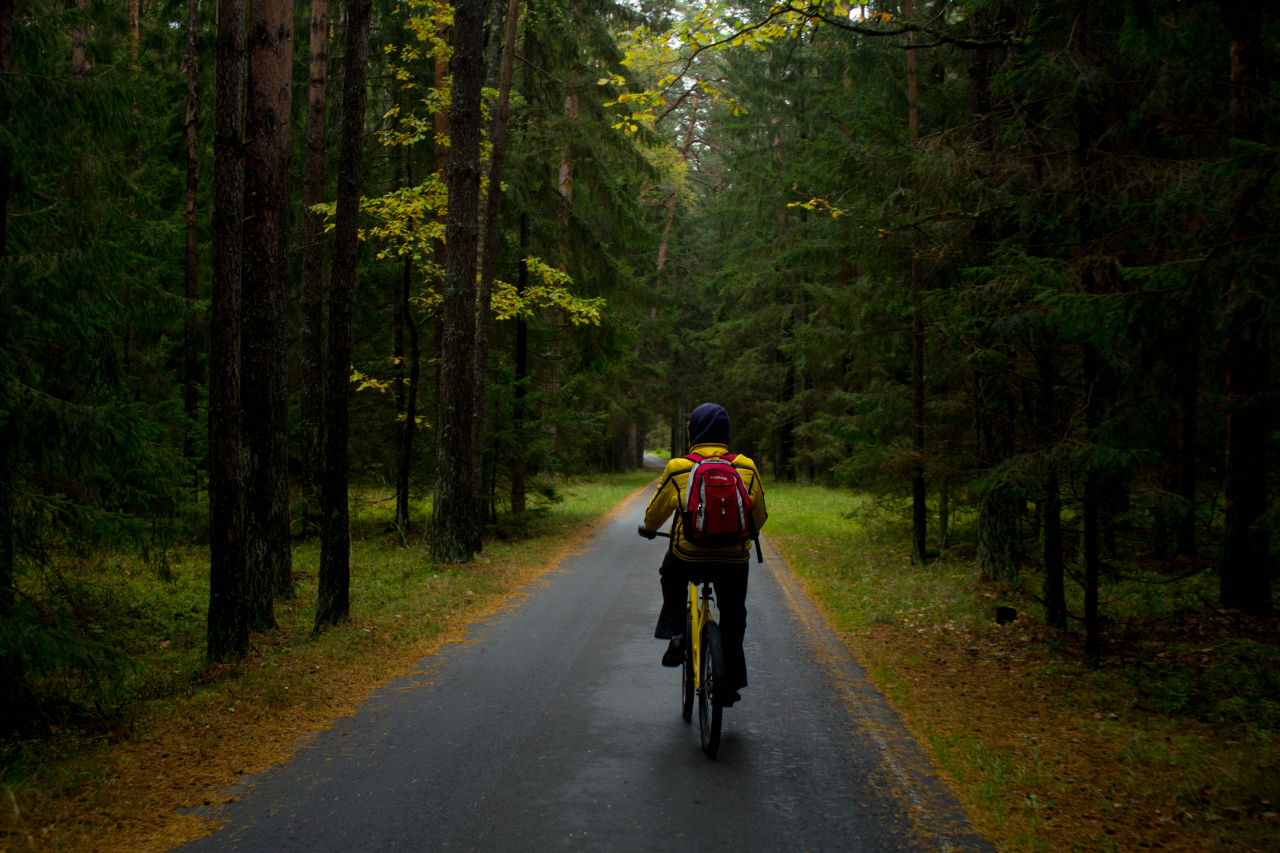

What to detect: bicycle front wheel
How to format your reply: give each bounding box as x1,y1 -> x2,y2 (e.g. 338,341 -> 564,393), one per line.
681,608 -> 694,722
698,621 -> 724,758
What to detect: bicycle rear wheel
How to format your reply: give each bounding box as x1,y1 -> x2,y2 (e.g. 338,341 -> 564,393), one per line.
681,608 -> 694,722
698,621 -> 724,758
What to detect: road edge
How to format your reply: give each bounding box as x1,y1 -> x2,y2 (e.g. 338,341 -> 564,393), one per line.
760,533 -> 996,853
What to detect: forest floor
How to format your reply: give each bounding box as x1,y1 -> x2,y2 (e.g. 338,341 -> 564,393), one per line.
765,482 -> 1280,853
0,471 -> 656,853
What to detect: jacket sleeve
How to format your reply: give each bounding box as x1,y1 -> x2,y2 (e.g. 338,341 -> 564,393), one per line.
644,461 -> 681,532
749,465 -> 767,532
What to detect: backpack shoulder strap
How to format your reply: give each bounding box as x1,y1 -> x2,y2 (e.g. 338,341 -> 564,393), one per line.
684,452 -> 704,463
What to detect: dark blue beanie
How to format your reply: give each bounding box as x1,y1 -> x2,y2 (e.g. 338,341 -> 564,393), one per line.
687,403 -> 731,447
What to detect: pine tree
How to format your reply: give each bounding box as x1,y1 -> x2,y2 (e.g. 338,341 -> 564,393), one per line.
208,0 -> 249,662
316,0 -> 372,629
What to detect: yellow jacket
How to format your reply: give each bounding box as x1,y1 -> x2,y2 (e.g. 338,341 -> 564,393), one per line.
644,443 -> 768,563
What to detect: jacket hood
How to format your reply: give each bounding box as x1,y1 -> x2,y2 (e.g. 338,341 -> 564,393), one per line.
687,403 -> 731,447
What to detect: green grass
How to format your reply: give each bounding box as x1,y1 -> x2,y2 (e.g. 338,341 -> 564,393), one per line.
1,471 -> 656,795
763,483 -> 991,633
762,480 -> 1280,853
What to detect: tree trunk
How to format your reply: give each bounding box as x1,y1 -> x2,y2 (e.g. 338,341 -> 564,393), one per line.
977,488 -> 1018,582
482,0 -> 505,87
776,358 -> 795,482
1218,0 -> 1270,616
1037,338 -> 1066,629
431,0 -> 486,563
1074,0 -> 1102,667
72,0 -> 88,75
974,365 -> 1020,581
1175,333 -> 1198,555
272,0 -> 295,597
315,0 -> 371,629
0,0 -> 14,616
207,0 -> 248,662
1222,292 -> 1271,614
299,0 -> 329,501
129,0 -> 139,69
432,16 -> 448,279
395,138 -> 419,535
905,0 -> 926,565
471,0 -> 520,548
242,0 -> 291,631
654,92 -> 699,307
183,0 -> 200,472
510,213 -> 529,516
396,251 -> 420,533
938,479 -> 950,552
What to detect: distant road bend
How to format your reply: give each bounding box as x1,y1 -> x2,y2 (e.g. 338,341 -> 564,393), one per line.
182,484 -> 992,852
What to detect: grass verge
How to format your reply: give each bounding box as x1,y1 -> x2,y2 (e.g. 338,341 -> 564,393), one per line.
0,471 -> 655,853
764,481 -> 1280,853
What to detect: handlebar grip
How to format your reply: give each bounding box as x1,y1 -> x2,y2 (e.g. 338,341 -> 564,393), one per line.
637,526 -> 669,540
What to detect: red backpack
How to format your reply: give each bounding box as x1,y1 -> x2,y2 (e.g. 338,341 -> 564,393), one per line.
680,452 -> 762,561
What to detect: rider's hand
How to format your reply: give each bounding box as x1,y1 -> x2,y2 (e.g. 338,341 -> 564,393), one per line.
638,525 -> 657,540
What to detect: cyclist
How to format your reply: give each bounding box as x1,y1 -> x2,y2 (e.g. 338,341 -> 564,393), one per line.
641,402 -> 767,707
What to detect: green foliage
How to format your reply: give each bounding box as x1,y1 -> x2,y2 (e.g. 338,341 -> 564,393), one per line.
1126,640 -> 1280,731
1,0 -> 196,724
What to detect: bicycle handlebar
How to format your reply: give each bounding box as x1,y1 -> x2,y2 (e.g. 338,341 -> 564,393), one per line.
637,525 -> 762,563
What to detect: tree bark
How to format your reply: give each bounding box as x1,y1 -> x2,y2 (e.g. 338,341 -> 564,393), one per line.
1037,338 -> 1065,630
907,0 -> 926,565
0,0 -> 14,616
272,0 -> 294,597
431,0 -> 486,563
1218,0 -> 1271,616
1075,0 -> 1102,667
1222,291 -> 1270,614
1175,333 -> 1198,555
396,252 -> 420,533
510,212 -> 529,516
654,92 -> 699,290
207,0 -> 248,662
974,365 -> 1019,582
938,478 -> 949,552
242,0 -> 291,631
471,0 -> 520,549
129,0 -> 139,69
184,0 -> 200,472
72,0 -> 88,76
395,139 -> 420,535
315,0 -> 371,628
299,0 -> 329,501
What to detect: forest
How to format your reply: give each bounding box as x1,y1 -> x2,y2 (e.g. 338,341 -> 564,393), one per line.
1,0 -> 1278,848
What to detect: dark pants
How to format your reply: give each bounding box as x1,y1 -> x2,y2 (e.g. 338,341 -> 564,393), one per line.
654,549 -> 749,690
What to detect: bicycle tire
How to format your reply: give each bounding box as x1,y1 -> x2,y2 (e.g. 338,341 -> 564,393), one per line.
698,621 -> 724,758
681,608 -> 694,722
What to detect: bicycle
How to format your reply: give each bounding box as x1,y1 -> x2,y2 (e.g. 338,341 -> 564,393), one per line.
638,526 -> 725,758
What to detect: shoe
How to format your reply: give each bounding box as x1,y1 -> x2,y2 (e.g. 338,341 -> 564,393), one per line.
661,635 -> 685,667
718,688 -> 742,707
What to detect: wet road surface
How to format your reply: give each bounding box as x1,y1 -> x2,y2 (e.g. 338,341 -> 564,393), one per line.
181,484 -> 992,852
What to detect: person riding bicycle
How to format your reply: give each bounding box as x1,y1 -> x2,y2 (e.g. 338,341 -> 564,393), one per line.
641,402 -> 767,707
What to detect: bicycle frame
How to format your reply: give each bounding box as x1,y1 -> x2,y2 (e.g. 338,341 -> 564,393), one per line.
688,580 -> 714,692
638,525 -> 725,757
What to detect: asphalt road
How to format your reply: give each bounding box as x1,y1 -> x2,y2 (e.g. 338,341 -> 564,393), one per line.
181,484 -> 992,852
